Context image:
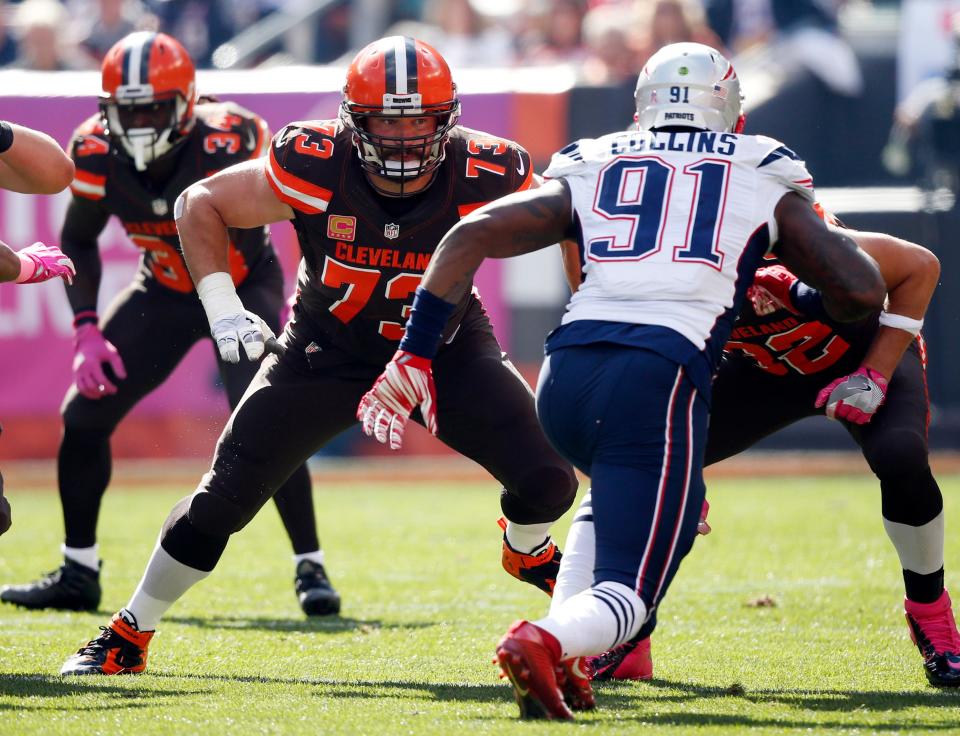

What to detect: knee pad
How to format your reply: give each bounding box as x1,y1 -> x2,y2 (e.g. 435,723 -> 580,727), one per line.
186,475 -> 254,538
60,394 -> 118,436
501,464 -> 578,524
161,495 -> 229,572
863,427 -> 929,481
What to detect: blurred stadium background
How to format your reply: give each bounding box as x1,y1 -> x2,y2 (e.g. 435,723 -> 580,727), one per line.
1,0 -> 959,467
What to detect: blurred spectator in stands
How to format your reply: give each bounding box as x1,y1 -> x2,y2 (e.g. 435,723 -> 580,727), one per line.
75,0 -> 152,63
517,0 -> 590,65
145,0 -> 233,68
632,0 -> 725,67
704,0 -> 862,97
884,10 -> 960,199
12,0 -> 93,70
580,2 -> 641,84
396,0 -> 515,68
0,2 -> 19,67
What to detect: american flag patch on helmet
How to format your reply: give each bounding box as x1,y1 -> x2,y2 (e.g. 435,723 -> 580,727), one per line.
712,84 -> 728,99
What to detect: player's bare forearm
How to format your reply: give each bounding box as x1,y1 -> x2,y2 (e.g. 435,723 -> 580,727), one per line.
774,193 -> 885,321
177,159 -> 293,284
0,124 -> 74,194
0,242 -> 20,282
422,180 -> 573,303
843,230 -> 940,380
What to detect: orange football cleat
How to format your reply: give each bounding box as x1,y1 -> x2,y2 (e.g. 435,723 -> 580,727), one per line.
498,518 -> 562,596
60,611 -> 154,676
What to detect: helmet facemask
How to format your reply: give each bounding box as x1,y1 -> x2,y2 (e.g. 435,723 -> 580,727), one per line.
101,84 -> 194,171
340,94 -> 461,196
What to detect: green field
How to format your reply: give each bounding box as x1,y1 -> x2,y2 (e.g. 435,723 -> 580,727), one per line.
2,474 -> 960,734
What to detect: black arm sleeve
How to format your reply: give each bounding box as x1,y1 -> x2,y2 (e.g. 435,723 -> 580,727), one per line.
60,196 -> 110,317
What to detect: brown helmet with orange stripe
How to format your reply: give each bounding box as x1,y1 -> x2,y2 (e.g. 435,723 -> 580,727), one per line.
339,36 -> 461,192
100,32 -> 197,171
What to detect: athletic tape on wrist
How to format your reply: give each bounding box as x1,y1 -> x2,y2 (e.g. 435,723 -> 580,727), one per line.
878,311 -> 923,336
196,272 -> 244,326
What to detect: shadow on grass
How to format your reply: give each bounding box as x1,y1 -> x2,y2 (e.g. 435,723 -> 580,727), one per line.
163,615 -> 437,634
0,673 -> 202,712
582,678 -> 960,730
149,670 -> 507,703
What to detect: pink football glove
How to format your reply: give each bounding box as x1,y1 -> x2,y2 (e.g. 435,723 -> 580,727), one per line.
15,242 -> 76,285
815,366 -> 888,424
697,499 -> 711,536
357,350 -> 437,450
747,265 -> 799,316
73,323 -> 127,399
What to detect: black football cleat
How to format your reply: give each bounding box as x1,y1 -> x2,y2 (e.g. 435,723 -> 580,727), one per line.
295,560 -> 341,616
905,590 -> 960,687
1,558 -> 101,611
61,611 -> 154,676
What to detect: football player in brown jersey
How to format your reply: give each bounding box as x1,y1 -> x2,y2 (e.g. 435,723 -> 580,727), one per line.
0,32 -> 339,619
58,35 -> 578,676
0,121 -> 76,537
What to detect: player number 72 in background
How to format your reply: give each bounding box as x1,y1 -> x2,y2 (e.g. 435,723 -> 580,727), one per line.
320,256 -> 421,340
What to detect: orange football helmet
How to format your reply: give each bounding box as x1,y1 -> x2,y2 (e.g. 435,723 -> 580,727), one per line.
100,32 -> 196,171
340,36 -> 460,191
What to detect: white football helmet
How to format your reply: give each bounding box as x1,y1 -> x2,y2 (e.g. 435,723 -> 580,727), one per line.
635,42 -> 744,133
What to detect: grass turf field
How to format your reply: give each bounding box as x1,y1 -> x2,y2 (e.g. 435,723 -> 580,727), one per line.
2,473 -> 960,734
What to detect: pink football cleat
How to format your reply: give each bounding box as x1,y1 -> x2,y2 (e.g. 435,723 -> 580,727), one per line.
587,636 -> 653,681
905,589 -> 960,687
495,620 -> 573,720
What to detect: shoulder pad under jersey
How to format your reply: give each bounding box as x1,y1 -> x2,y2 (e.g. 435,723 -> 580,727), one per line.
265,120 -> 342,215
748,134 -> 815,203
68,113 -> 110,201
542,132 -> 625,180
447,126 -> 534,197
195,100 -> 271,166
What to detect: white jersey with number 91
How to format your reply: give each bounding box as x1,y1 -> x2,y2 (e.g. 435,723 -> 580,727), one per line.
544,128 -> 815,351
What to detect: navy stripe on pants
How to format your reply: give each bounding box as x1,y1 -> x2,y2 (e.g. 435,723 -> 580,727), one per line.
536,343 -> 708,612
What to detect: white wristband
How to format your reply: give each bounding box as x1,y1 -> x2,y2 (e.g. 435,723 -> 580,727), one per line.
878,311 -> 923,336
196,272 -> 244,327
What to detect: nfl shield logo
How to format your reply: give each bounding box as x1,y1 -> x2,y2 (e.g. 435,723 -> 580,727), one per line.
384,223 -> 400,239
152,199 -> 169,216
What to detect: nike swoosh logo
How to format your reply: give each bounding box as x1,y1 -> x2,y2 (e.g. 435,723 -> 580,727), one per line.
244,128 -> 257,151
502,662 -> 529,696
517,156 -> 525,176
946,656 -> 960,670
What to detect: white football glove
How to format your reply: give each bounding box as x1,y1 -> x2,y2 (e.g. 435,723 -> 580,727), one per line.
197,272 -> 275,364
210,310 -> 276,364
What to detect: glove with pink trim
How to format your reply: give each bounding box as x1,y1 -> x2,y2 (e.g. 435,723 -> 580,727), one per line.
357,350 -> 437,450
15,242 -> 76,285
73,323 -> 127,399
747,264 -> 799,316
815,366 -> 888,424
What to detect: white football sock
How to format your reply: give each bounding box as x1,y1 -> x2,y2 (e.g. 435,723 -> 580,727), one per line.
504,520 -> 553,554
125,544 -> 211,631
884,511 -> 945,575
62,543 -> 99,572
536,580 -> 645,659
551,492 -> 595,611
293,550 -> 325,566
